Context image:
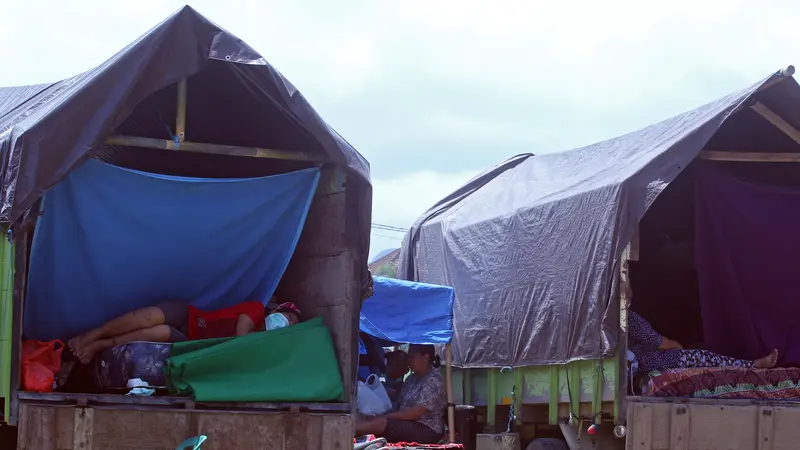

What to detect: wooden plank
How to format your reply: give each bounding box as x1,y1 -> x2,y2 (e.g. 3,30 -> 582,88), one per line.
18,391 -> 349,412
699,151 -> 800,162
687,404 -> 758,449
17,404 -> 56,450
759,407 -> 775,450
197,412 -> 283,450
669,404 -> 689,450
320,414 -> 353,450
9,229 -> 29,426
73,407 -> 94,450
627,395 -> 800,408
631,403 -> 653,450
751,102 -> 800,144
629,227 -> 640,261
105,135 -> 319,162
283,413 -> 308,449
771,407 -> 800,450
175,80 -> 187,142
617,241 -> 633,423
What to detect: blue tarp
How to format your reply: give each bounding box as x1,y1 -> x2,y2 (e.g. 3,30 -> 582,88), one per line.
359,276 -> 454,345
25,159 -> 320,340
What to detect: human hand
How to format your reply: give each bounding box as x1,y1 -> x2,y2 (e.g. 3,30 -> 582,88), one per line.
659,337 -> 683,350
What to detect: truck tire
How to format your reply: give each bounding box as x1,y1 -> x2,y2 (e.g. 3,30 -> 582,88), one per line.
0,425 -> 17,449
526,437 -> 569,450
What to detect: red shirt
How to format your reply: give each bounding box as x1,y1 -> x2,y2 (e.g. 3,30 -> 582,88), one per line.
187,301 -> 265,340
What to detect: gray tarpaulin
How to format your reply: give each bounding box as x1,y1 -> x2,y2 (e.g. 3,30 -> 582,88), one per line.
399,69 -> 800,368
0,6 -> 370,226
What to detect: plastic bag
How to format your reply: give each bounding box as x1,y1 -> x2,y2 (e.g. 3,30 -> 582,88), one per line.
357,374 -> 392,416
357,381 -> 391,416
22,340 -> 64,392
365,374 -> 392,410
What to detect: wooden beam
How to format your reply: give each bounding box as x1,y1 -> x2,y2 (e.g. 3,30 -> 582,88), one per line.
105,135 -> 320,162
445,344 -> 456,443
750,101 -> 800,144
699,151 -> 800,162
176,79 -> 187,143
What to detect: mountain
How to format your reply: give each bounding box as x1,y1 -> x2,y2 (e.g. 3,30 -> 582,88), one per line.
370,248 -> 399,264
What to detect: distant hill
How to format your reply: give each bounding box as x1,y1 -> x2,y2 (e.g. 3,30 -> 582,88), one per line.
370,248 -> 398,264
369,248 -> 401,278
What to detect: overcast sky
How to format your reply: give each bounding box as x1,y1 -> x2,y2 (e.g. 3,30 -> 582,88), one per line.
1,1 -> 797,258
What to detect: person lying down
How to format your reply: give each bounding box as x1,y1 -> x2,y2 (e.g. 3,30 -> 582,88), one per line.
629,310 -> 778,372
68,300 -> 301,363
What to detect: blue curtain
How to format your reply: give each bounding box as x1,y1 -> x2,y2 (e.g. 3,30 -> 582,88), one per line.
25,159 -> 319,340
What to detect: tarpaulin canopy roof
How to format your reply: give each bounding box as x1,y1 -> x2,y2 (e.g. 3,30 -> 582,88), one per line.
360,276 -> 454,345
399,68 -> 800,368
0,6 -> 370,225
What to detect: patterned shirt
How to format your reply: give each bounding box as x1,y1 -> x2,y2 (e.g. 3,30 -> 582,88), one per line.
397,370 -> 447,433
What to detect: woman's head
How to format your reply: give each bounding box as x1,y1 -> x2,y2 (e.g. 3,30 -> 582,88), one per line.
407,344 -> 441,373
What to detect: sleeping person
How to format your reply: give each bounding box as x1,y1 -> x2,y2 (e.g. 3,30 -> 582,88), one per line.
68,300 -> 301,363
629,309 -> 778,372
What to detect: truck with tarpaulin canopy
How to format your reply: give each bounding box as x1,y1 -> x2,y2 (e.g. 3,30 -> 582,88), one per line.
398,66 -> 800,450
0,6 -> 372,449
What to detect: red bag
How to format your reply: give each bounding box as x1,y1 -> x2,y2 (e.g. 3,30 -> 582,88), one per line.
22,340 -> 64,392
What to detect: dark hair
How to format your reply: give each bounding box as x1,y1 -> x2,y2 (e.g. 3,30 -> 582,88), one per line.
408,344 -> 441,368
385,350 -> 408,362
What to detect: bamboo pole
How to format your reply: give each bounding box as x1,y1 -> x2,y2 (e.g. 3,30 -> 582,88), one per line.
756,65 -> 795,92
751,101 -> 800,144
699,150 -> 800,162
105,135 -> 318,162
445,343 -> 456,443
176,79 -> 187,143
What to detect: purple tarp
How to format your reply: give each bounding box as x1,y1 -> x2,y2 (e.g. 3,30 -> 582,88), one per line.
695,164 -> 800,367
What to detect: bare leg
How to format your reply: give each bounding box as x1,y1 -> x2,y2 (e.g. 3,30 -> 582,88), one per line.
355,417 -> 388,436
755,349 -> 779,369
68,306 -> 167,354
78,324 -> 172,364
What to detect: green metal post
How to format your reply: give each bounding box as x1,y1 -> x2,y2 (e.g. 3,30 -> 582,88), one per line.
486,368 -> 498,432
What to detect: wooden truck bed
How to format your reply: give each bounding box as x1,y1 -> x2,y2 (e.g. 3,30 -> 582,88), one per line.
15,393 -> 352,450
626,397 -> 800,450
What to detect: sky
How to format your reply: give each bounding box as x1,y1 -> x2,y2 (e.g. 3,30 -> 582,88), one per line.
1,0 -> 798,259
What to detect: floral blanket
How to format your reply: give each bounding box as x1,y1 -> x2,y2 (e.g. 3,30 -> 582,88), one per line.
641,367 -> 800,399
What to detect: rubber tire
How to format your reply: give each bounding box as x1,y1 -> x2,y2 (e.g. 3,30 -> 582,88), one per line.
0,425 -> 17,449
526,437 -> 569,450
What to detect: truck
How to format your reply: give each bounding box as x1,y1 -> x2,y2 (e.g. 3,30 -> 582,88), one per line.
399,66 -> 800,449
0,7 -> 371,449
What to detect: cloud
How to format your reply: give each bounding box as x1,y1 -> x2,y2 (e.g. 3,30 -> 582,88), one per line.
3,0 -> 800,260
369,169 -> 479,258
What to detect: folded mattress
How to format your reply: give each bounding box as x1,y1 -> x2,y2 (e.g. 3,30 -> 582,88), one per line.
640,367 -> 800,399
91,341 -> 171,389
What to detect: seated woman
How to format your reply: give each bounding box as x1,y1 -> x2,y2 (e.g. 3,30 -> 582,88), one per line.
629,309 -> 778,372
356,344 -> 446,444
68,300 -> 300,363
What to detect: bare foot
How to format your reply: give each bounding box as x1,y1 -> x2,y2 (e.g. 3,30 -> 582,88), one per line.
755,349 -> 779,369
77,339 -> 110,364
67,335 -> 82,354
